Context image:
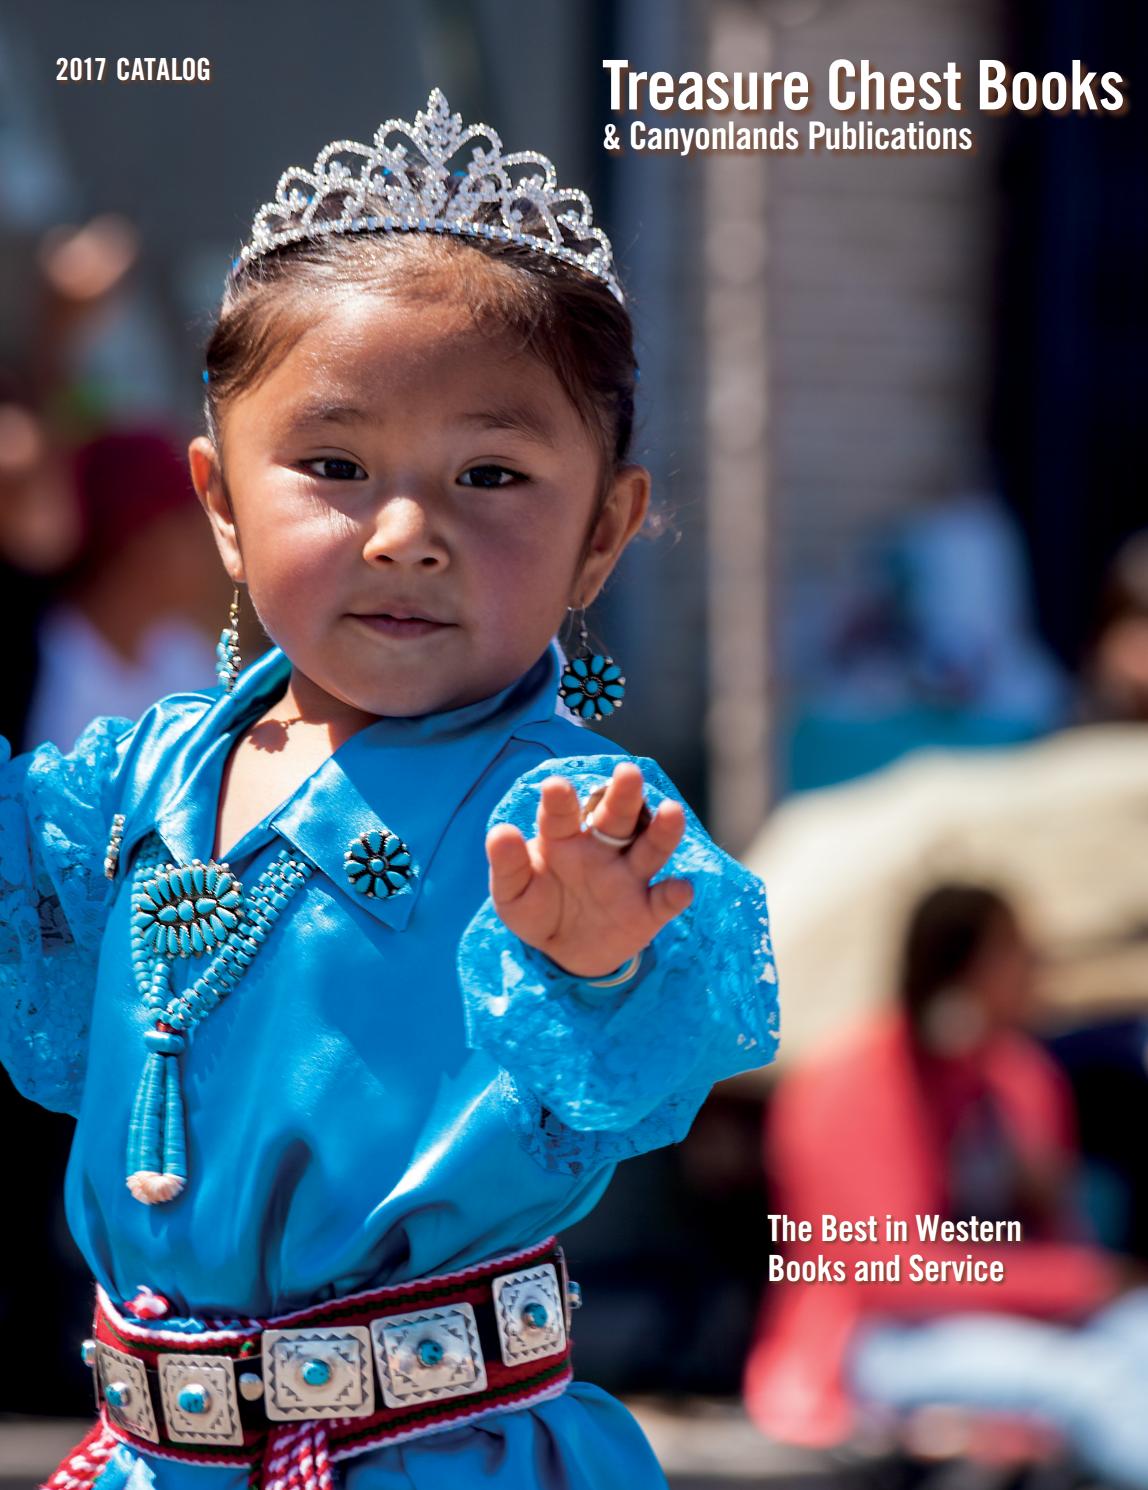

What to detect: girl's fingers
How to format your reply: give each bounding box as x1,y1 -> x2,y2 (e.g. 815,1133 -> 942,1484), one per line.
486,823 -> 534,904
625,799 -> 686,880
537,776 -> 583,843
586,761 -> 646,842
648,876 -> 694,929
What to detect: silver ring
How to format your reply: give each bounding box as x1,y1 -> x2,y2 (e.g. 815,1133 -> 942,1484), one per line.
586,814 -> 638,850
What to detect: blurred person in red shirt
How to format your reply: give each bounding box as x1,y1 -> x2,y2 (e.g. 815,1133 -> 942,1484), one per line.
745,884 -> 1148,1485
24,427 -> 222,750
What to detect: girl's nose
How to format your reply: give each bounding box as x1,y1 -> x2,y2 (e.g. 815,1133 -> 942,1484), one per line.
361,495 -> 449,568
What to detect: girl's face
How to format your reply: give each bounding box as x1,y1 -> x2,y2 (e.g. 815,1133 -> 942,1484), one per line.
190,290 -> 648,723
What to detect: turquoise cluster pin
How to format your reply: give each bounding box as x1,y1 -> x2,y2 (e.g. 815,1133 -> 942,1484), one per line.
344,828 -> 414,898
126,847 -> 312,1204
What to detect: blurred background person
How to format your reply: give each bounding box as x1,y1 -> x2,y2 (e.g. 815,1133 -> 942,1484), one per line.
0,258 -> 220,1422
0,211 -> 176,750
1,21 -> 217,1427
1081,532 -> 1148,726
745,883 -> 1148,1486
788,489 -> 1070,792
25,428 -> 221,751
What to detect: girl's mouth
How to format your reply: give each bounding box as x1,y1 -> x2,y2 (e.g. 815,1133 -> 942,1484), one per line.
352,613 -> 452,639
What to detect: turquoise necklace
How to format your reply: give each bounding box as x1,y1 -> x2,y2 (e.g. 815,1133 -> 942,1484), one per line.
126,844 -> 312,1204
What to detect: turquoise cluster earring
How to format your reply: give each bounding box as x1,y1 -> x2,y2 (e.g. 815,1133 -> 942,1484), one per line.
558,609 -> 626,722
215,586 -> 242,694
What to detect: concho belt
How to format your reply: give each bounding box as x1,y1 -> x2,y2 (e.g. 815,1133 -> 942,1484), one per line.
46,1238 -> 577,1489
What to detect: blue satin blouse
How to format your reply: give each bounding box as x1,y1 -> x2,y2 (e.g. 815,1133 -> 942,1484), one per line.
0,642 -> 779,1489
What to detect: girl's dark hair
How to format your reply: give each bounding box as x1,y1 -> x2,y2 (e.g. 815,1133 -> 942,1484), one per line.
900,883 -> 1014,1030
202,226 -> 638,512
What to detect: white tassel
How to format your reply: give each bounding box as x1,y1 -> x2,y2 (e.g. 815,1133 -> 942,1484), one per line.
126,1171 -> 186,1203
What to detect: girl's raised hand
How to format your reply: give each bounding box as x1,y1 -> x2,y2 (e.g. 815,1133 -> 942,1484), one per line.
486,761 -> 694,978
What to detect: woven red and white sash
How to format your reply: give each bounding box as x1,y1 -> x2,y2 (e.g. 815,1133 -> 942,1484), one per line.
45,1238 -> 573,1489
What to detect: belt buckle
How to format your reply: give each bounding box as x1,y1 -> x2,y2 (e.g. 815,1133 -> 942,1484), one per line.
261,1325 -> 377,1421
94,1342 -> 160,1444
158,1352 -> 245,1446
370,1302 -> 487,1408
491,1262 -> 568,1365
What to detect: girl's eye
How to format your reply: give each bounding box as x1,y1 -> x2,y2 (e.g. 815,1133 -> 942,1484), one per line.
458,464 -> 525,490
302,457 -> 367,481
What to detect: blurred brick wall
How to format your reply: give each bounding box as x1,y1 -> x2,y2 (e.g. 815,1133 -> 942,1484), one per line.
764,0 -> 1004,647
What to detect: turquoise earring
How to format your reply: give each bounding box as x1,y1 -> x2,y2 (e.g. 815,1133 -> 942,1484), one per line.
215,587 -> 242,693
558,609 -> 626,722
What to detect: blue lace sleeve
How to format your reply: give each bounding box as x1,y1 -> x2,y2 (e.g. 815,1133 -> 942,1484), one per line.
458,754 -> 779,1168
0,717 -> 133,1115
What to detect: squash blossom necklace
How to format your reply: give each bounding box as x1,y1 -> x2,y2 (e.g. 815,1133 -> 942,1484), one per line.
126,847 -> 312,1203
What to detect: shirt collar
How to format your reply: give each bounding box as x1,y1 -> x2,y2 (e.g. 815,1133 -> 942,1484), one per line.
123,643 -> 564,932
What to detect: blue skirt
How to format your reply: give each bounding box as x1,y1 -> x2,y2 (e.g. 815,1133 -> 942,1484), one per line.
83,1383 -> 667,1489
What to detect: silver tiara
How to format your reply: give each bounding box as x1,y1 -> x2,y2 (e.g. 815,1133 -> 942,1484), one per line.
236,87 -> 622,302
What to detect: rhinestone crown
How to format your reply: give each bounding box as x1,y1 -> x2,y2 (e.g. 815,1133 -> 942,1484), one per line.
236,88 -> 622,302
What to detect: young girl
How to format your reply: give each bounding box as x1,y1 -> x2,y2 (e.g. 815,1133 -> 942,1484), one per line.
2,89 -> 779,1490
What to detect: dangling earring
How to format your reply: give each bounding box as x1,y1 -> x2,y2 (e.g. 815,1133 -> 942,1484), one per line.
558,608 -> 626,721
215,586 -> 242,694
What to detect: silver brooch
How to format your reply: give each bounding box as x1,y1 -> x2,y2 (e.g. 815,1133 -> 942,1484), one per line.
104,813 -> 126,880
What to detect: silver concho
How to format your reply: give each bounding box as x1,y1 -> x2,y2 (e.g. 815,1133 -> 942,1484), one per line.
261,1326 -> 376,1421
492,1263 -> 567,1365
95,1343 -> 160,1444
158,1353 -> 244,1446
370,1303 -> 487,1408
